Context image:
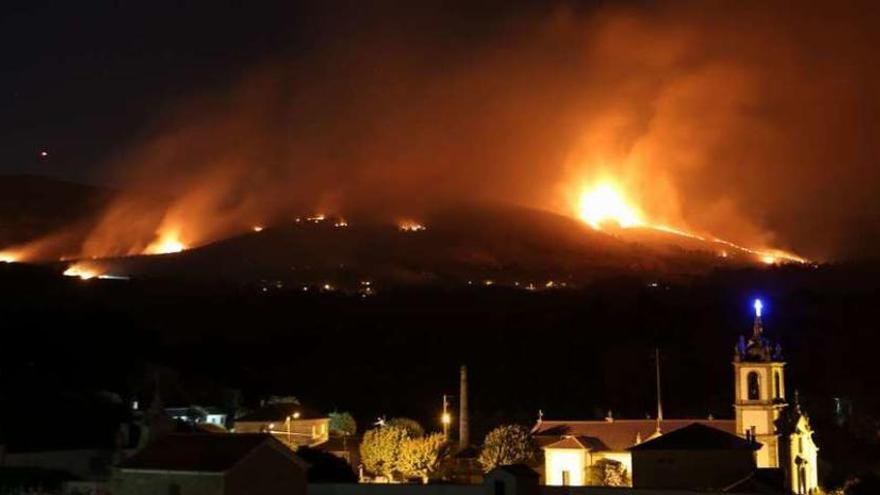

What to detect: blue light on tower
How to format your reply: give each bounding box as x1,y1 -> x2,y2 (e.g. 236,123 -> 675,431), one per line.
753,298 -> 763,318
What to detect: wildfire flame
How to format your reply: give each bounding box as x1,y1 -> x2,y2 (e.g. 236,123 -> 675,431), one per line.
143,230 -> 186,255
0,251 -> 19,263
578,180 -> 644,229
575,180 -> 807,265
63,263 -> 100,280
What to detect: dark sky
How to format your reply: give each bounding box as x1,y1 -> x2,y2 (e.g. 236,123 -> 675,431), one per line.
1,1 -> 314,177
2,1 -> 879,261
0,0 -> 559,179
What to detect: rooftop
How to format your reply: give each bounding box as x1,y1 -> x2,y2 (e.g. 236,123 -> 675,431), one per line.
118,433 -> 284,472
628,423 -> 760,451
535,418 -> 736,452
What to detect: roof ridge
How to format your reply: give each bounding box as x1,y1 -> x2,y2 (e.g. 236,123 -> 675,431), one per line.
540,418 -> 734,423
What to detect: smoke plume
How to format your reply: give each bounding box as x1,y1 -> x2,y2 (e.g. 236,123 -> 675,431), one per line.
17,1 -> 880,260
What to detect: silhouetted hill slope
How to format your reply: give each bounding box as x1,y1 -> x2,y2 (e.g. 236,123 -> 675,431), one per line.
88,204 -> 762,285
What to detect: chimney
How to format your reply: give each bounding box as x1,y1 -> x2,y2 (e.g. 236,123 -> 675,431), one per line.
459,365 -> 469,450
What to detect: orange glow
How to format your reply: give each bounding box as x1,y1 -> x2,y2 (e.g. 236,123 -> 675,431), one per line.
573,179 -> 807,265
0,251 -> 19,263
143,230 -> 186,255
577,181 -> 644,229
63,263 -> 100,280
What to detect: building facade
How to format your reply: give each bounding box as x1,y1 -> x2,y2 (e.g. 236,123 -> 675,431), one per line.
233,401 -> 329,449
734,300 -> 819,494
536,299 -> 820,493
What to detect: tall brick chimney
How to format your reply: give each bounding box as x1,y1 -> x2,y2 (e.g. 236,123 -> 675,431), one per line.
459,364 -> 469,450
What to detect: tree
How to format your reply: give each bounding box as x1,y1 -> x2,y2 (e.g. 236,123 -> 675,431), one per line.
387,417 -> 424,438
329,411 -> 357,437
399,433 -> 448,484
360,425 -> 409,481
588,459 -> 631,487
478,424 -> 539,472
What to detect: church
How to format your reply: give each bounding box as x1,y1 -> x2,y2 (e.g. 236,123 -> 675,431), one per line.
532,299 -> 820,494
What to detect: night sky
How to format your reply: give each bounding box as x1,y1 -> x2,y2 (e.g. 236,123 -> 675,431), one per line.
2,0 -> 879,260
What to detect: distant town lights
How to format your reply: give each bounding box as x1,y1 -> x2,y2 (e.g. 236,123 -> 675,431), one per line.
753,299 -> 763,318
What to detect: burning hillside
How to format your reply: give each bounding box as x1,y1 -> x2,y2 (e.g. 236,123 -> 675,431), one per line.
2,1 -> 876,266
0,174 -> 810,286
573,179 -> 806,265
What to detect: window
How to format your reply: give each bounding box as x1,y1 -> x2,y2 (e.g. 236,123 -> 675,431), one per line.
774,372 -> 782,399
748,371 -> 761,400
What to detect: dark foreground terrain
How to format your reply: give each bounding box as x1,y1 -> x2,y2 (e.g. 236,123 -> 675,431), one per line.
1,260 -> 879,486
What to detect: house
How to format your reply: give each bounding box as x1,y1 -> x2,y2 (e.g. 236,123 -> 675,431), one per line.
535,418 -> 736,486
113,433 -> 306,495
233,402 -> 329,449
628,422 -> 761,491
166,406 -> 229,428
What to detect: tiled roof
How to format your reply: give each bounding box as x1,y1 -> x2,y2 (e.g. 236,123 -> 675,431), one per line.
628,423 -> 759,451
118,434 -> 282,472
534,418 -> 736,452
543,436 -> 592,450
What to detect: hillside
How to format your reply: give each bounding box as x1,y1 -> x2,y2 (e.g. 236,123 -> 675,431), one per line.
0,176 -> 784,286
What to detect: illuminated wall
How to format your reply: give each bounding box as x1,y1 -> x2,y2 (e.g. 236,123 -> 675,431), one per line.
543,449 -> 588,486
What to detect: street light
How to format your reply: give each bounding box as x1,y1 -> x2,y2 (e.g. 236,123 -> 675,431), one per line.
441,395 -> 452,439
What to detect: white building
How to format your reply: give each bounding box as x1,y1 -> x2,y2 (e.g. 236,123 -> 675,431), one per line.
535,299 -> 820,494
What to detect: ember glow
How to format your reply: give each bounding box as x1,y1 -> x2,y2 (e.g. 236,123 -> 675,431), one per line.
398,221 -> 427,232
574,180 -> 807,265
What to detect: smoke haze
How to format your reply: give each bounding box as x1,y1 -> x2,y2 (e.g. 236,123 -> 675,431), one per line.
15,1 -> 880,260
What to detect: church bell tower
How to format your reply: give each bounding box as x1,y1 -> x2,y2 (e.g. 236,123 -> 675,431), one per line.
733,299 -> 787,468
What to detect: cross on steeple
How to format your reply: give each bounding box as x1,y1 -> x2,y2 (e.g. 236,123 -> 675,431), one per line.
752,299 -> 764,339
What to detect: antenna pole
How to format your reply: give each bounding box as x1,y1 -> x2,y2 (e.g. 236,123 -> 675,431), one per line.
656,347 -> 663,432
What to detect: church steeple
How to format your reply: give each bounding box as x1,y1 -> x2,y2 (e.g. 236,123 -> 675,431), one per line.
735,298 -> 782,363
734,297 -> 787,469
752,299 -> 764,339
